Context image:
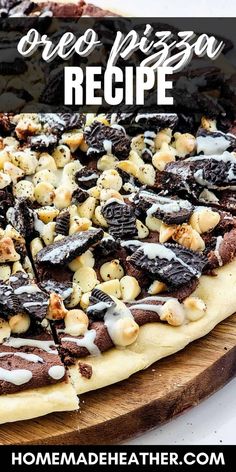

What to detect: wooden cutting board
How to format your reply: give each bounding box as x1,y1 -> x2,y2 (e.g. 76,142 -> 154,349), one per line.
0,313 -> 236,445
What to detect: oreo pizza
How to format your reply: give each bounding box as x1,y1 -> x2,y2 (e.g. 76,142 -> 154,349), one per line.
0,1 -> 236,425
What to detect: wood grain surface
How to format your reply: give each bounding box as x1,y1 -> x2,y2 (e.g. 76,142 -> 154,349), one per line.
0,313 -> 236,445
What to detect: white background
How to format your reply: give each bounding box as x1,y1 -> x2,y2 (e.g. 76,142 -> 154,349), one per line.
92,0 -> 236,17
93,0 -> 236,445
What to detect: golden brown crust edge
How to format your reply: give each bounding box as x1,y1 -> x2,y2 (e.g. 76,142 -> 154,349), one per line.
69,260 -> 236,394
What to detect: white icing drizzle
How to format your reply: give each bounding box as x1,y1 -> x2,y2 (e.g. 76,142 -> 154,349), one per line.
139,191 -> 191,216
14,285 -> 41,295
196,135 -> 230,155
129,303 -> 163,315
34,214 -> 46,235
214,236 -> 223,266
104,302 -> 134,345
103,139 -> 113,154
23,301 -> 48,308
103,198 -> 125,206
77,173 -> 98,182
48,365 -> 65,380
120,240 -> 144,249
142,243 -> 199,277
0,352 -> 43,363
61,330 -> 100,356
3,337 -> 57,354
0,367 -> 32,385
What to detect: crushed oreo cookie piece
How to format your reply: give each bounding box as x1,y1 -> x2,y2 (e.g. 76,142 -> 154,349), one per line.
27,133 -> 58,151
0,283 -> 19,318
39,113 -> 66,134
136,190 -> 193,225
0,113 -> 14,134
196,129 -> 236,155
0,57 -> 27,75
39,279 -> 73,301
72,187 -> 89,204
55,210 -> 70,236
134,113 -> 178,131
9,271 -> 30,290
128,243 -> 207,287
93,236 -> 120,258
60,113 -> 85,131
101,200 -> 137,239
87,288 -> 115,321
75,168 -> 99,190
36,228 -> 103,266
6,199 -> 34,239
9,272 -> 49,321
8,0 -> 35,16
0,188 -> 14,228
158,153 -> 236,198
39,70 -> 64,105
84,121 -> 131,159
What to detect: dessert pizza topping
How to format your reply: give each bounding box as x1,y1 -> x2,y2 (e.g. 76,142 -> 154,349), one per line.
136,190 -> 193,225
135,113 -> 179,131
36,228 -> 103,265
0,283 -> 19,318
128,243 -> 207,287
84,121 -> 131,159
196,129 -> 236,155
101,199 -> 137,239
87,288 -> 116,321
55,210 -> 70,236
75,168 -> 100,190
6,198 -> 34,239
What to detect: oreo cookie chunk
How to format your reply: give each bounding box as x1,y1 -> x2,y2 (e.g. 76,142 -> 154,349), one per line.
6,199 -> 34,239
87,288 -> 116,321
128,242 -> 207,288
134,113 -> 178,131
55,210 -> 70,236
196,129 -> 236,155
0,188 -> 14,228
60,113 -> 85,131
36,228 -> 103,266
158,153 -> 236,198
75,168 -> 100,190
27,133 -> 58,151
9,272 -> 49,321
72,187 -> 89,204
136,190 -> 193,225
84,121 -> 131,159
101,200 -> 137,239
0,283 -> 18,318
39,280 -> 73,302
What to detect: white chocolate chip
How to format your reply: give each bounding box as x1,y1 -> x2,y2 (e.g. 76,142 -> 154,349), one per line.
97,169 -> 122,191
100,259 -> 124,282
96,279 -> 121,298
64,309 -> 89,337
9,313 -> 31,334
110,317 -> 139,347
190,209 -> 220,234
160,299 -> 185,326
183,297 -> 207,322
73,267 -> 98,293
120,276 -> 141,301
136,219 -> 149,239
148,280 -> 167,295
68,250 -> 95,272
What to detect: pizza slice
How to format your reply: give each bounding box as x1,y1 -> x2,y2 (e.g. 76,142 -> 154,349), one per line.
1,109 -> 236,422
0,222 -> 78,423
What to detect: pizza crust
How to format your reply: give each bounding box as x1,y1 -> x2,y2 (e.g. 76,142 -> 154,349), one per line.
0,381 -> 78,424
69,259 -> 236,394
